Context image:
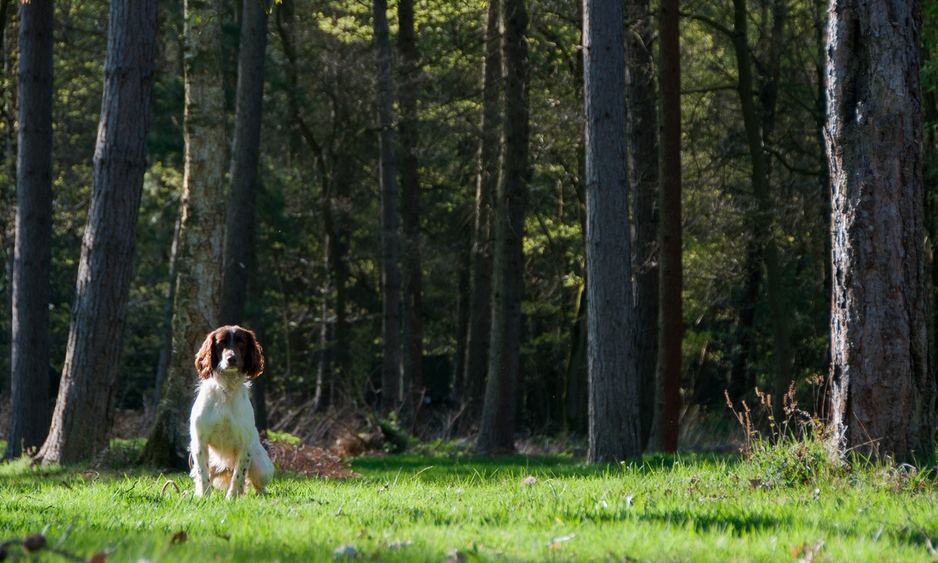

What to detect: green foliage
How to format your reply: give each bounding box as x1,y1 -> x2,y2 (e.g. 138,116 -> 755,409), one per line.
265,430 -> 302,446
1,455 -> 937,561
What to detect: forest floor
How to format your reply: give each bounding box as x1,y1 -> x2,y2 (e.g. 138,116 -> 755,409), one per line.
1,445 -> 937,562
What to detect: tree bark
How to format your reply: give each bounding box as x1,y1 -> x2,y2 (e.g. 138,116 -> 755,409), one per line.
372,0 -> 402,414
582,0 -> 640,462
220,0 -> 268,431
476,0 -> 528,455
35,0 -> 158,464
625,0 -> 659,450
649,0 -> 682,453
141,0 -> 227,468
731,0 -> 792,420
824,0 -> 934,462
398,0 -> 423,423
5,0 -> 54,459
463,0 -> 501,426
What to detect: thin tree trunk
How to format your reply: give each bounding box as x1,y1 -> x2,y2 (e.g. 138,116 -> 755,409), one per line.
582,0 -> 640,462
220,0 -> 268,431
4,0 -> 53,460
463,0 -> 501,423
476,0 -> 529,455
35,0 -> 158,464
152,213 -> 182,409
564,282 -> 588,434
650,0 -> 681,453
625,0 -> 659,450
373,0 -> 402,414
731,0 -> 792,420
398,0 -> 424,424
824,0 -> 933,462
452,243 -> 470,405
141,0 -> 227,468
727,241 -> 760,403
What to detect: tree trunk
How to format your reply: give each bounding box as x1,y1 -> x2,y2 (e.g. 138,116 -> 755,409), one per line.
824,0 -> 934,462
397,0 -> 423,423
731,0 -> 792,420
452,244 -> 470,405
152,213 -> 182,409
727,241 -> 760,403
463,0 -> 500,423
564,283 -> 588,434
625,0 -> 659,450
476,0 -> 528,455
373,0 -> 402,414
141,0 -> 227,468
582,0 -> 640,462
649,0 -> 682,453
5,0 -> 53,460
220,0 -> 268,431
35,0 -> 158,464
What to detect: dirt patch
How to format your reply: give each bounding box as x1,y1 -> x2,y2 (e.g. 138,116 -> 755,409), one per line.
264,439 -> 360,480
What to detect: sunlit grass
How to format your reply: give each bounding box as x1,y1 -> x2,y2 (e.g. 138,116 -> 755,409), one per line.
0,451 -> 935,561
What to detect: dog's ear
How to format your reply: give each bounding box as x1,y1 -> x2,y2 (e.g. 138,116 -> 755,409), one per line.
244,328 -> 265,379
194,331 -> 216,379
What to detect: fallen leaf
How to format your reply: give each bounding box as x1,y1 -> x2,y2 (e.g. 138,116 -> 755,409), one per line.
89,553 -> 108,563
170,531 -> 188,545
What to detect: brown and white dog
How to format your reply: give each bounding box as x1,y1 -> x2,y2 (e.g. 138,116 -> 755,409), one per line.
189,325 -> 274,499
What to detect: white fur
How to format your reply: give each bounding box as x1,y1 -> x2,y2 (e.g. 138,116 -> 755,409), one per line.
189,369 -> 274,499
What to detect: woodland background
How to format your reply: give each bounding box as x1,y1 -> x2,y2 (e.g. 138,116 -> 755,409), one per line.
0,0 -> 934,455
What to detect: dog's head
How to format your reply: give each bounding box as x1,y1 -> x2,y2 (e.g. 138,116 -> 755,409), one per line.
195,325 -> 265,380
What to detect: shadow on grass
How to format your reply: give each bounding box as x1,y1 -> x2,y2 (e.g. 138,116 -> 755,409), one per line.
350,451 -> 741,482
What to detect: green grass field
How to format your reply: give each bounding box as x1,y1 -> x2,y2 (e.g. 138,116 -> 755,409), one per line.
1,449 -> 936,562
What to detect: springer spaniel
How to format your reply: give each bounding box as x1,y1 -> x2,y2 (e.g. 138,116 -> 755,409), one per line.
189,325 -> 274,499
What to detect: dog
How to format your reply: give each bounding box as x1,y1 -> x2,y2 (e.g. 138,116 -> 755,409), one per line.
189,325 -> 274,499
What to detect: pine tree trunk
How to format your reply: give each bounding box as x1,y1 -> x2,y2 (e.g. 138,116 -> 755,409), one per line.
398,0 -> 423,422
141,0 -> 227,468
476,0 -> 528,455
625,0 -> 659,450
582,0 -> 640,462
463,0 -> 500,423
35,0 -> 158,464
220,0 -> 268,431
5,0 -> 54,460
373,0 -> 402,414
824,0 -> 934,462
650,0 -> 682,453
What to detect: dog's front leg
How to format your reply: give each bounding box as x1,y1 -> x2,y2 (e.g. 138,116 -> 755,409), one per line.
191,439 -> 211,497
227,448 -> 252,500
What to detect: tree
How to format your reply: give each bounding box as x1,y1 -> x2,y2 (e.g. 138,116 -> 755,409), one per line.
34,0 -> 158,464
649,0 -> 681,453
824,0 -> 934,462
476,0 -> 529,455
141,0 -> 227,467
625,0 -> 659,448
398,0 -> 423,422
581,0 -> 640,462
220,0 -> 269,430
5,0 -> 54,460
373,0 -> 402,414
463,0 -> 500,421
731,0 -> 793,417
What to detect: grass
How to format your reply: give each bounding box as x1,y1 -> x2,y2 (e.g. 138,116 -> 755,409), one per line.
0,449 -> 936,562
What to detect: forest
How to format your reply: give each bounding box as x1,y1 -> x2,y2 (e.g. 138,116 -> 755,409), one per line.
0,0 -> 938,563
0,0 -> 936,558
